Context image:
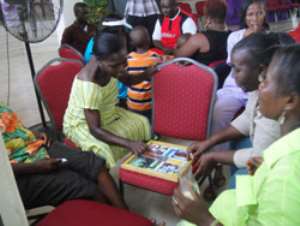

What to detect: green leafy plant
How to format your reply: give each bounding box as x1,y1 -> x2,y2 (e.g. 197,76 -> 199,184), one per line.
83,0 -> 109,25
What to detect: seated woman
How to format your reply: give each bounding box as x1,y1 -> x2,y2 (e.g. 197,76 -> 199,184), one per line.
173,45 -> 300,226
63,31 -> 154,168
0,104 -> 126,209
175,0 -> 230,65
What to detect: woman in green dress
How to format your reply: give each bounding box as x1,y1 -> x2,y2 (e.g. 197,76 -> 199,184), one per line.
170,46 -> 300,226
64,31 -> 154,168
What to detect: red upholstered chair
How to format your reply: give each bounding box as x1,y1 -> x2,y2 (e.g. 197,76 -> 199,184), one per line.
58,44 -> 84,62
195,1 -> 206,18
152,57 -> 217,141
208,59 -> 226,68
289,23 -> 300,43
35,58 -> 83,144
179,2 -> 192,13
119,58 -> 217,195
37,200 -> 152,226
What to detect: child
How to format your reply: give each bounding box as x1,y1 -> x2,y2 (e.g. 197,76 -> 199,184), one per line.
127,26 -> 161,121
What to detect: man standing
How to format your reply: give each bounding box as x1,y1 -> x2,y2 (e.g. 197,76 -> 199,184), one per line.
125,0 -> 160,37
152,0 -> 197,54
61,2 -> 96,54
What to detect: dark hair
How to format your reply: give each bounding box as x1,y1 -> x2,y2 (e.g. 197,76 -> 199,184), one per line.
271,45 -> 300,95
240,0 -> 268,29
268,32 -> 295,46
232,32 -> 280,67
93,31 -> 125,60
73,2 -> 88,15
205,0 -> 227,23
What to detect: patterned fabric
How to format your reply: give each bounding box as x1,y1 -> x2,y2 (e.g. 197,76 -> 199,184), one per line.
125,0 -> 160,17
127,50 -> 160,112
63,77 -> 151,168
0,104 -> 48,164
210,128 -> 300,226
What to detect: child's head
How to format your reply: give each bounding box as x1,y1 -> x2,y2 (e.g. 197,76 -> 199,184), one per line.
129,26 -> 150,50
230,32 -> 280,92
176,33 -> 192,49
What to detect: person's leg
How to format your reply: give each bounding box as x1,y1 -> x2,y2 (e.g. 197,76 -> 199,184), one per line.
16,169 -> 99,209
144,14 -> 159,38
48,142 -> 127,209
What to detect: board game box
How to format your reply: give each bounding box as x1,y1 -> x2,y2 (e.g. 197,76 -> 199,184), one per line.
120,140 -> 191,182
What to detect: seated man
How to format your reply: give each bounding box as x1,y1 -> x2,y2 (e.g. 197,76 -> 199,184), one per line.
61,2 -> 96,54
152,0 -> 197,54
0,104 -> 126,210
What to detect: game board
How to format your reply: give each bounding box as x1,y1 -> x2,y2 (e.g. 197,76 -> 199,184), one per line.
121,140 -> 191,182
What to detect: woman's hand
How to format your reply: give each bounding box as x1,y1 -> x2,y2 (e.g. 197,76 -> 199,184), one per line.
188,141 -> 211,165
172,188 -> 213,225
127,141 -> 148,155
247,156 -> 263,175
193,152 -> 216,179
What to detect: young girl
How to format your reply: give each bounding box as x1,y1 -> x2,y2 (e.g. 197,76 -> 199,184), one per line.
64,32 -> 156,168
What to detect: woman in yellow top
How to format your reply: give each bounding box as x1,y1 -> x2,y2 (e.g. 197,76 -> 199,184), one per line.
64,31 -> 155,168
171,46 -> 300,225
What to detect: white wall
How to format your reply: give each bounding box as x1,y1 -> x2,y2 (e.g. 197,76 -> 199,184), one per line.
0,0 -> 82,127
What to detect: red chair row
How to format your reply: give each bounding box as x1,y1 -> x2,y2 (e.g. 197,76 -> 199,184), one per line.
178,1 -> 207,22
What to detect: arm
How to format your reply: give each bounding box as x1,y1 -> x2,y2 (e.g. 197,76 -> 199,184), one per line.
12,159 -> 60,176
61,26 -> 72,45
175,33 -> 208,57
117,67 -> 158,86
84,109 -> 147,154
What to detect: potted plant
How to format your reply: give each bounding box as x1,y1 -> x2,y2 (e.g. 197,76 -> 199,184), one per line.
83,0 -> 109,25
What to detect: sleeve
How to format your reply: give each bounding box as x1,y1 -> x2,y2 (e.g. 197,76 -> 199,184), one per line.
84,38 -> 94,63
80,82 -> 102,110
233,147 -> 255,168
231,98 -> 252,136
182,17 -> 197,35
226,31 -> 237,64
152,19 -> 162,41
209,189 -> 248,226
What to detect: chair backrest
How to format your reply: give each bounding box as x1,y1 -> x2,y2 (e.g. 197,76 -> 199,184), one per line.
0,133 -> 29,226
58,44 -> 84,62
35,58 -> 83,137
195,1 -> 206,17
152,57 -> 218,141
179,2 -> 192,13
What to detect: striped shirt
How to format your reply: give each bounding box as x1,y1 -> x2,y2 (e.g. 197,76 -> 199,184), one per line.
127,50 -> 160,112
125,0 -> 160,17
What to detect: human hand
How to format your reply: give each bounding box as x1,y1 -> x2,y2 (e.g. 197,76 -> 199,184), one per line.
193,152 -> 216,179
172,187 -> 210,225
247,156 -> 263,175
33,158 -> 61,173
188,141 -> 211,165
127,141 -> 148,155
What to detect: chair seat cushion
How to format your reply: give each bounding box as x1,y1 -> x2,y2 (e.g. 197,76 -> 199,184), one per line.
37,200 -> 152,226
120,168 -> 177,195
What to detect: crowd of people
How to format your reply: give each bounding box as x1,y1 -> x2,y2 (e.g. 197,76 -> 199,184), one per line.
2,0 -> 300,225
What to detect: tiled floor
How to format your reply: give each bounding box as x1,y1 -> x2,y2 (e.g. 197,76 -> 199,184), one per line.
0,16 -> 299,226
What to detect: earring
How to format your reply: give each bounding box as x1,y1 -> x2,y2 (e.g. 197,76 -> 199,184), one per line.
278,110 -> 287,125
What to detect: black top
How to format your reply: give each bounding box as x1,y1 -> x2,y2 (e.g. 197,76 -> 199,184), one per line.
193,30 -> 230,65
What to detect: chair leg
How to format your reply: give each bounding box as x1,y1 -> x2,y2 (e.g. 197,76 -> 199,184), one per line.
119,179 -> 125,197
